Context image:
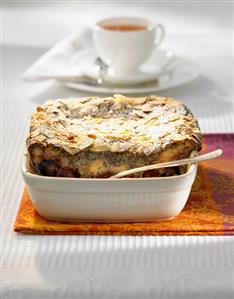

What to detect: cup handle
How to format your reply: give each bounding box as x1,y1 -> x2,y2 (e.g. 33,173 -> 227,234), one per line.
154,24 -> 165,47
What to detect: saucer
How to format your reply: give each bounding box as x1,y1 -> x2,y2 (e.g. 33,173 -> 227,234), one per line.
71,48 -> 178,85
64,56 -> 199,94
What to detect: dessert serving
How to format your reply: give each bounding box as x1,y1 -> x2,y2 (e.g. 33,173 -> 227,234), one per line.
26,94 -> 202,179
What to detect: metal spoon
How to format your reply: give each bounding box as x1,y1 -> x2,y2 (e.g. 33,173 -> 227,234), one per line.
95,57 -> 109,84
110,149 -> 222,179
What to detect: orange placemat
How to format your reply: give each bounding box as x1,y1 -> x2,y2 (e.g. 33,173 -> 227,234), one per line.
14,134 -> 234,235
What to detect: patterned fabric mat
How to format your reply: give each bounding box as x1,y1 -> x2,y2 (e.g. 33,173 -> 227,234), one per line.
14,134 -> 234,235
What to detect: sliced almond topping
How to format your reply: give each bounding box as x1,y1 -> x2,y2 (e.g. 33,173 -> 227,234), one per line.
28,95 -> 201,157
35,135 -> 47,143
88,133 -> 97,139
90,143 -> 110,152
78,138 -> 94,150
36,106 -> 45,112
105,134 -> 130,141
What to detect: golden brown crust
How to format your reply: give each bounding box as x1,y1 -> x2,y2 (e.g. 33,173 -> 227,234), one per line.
27,94 -> 202,178
27,94 -> 202,155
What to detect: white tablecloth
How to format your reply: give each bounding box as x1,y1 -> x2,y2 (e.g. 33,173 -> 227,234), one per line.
2,2 -> 234,298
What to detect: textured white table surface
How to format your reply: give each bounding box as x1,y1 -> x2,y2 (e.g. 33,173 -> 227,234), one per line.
1,2 -> 234,298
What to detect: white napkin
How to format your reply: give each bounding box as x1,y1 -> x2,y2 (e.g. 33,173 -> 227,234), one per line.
23,28 -> 93,81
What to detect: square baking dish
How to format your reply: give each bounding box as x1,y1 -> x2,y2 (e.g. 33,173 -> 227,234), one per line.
22,153 -> 197,222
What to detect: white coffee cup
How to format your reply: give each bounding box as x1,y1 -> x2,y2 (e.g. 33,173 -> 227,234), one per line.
92,17 -> 165,74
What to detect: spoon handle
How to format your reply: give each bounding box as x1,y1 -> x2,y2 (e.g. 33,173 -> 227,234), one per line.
110,149 -> 222,179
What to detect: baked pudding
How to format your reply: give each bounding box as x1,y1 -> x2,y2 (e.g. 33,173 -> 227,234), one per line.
26,94 -> 202,178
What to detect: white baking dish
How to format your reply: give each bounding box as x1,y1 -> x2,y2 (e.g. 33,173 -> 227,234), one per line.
22,155 -> 197,222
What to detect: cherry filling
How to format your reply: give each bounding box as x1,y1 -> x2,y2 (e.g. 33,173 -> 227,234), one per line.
37,160 -> 58,176
36,160 -> 79,178
57,167 -> 77,178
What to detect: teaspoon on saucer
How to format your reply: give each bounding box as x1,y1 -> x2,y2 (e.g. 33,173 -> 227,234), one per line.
92,51 -> 178,85
95,57 -> 109,84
